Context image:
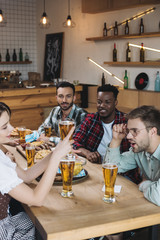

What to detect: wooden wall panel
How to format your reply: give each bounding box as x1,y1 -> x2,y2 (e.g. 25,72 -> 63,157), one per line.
138,91 -> 160,110
11,108 -> 44,130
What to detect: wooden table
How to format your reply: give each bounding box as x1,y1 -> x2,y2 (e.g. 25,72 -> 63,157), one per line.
5,145 -> 160,240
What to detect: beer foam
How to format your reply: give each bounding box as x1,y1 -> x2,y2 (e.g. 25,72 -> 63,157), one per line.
60,159 -> 75,162
60,121 -> 74,125
102,163 -> 118,169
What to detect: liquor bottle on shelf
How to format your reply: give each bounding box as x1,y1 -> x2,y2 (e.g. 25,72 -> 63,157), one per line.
19,48 -> 23,61
113,43 -> 117,62
114,21 -> 118,36
139,18 -> 144,34
124,70 -> 128,89
101,73 -> 105,86
12,49 -> 17,61
126,43 -> 131,62
155,71 -> 160,92
25,52 -> 29,61
103,22 -> 107,37
125,20 -> 129,35
140,43 -> 145,62
6,49 -> 10,61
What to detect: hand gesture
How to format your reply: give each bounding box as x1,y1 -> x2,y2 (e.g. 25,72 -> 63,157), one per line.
51,127 -> 75,161
110,123 -> 127,148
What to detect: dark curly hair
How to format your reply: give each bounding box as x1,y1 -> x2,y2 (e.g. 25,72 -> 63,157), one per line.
97,84 -> 119,100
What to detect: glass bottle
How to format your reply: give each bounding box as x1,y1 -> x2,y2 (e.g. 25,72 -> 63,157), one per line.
125,20 -> 129,35
12,49 -> 17,61
114,21 -> 118,36
139,18 -> 144,34
19,48 -> 23,61
101,73 -> 105,86
126,43 -> 131,62
25,52 -> 29,61
6,49 -> 10,61
155,71 -> 160,92
113,43 -> 117,62
0,53 -> 1,62
103,22 -> 107,37
124,70 -> 128,89
140,43 -> 145,62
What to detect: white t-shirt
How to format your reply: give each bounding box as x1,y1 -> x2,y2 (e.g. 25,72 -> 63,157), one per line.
97,121 -> 114,160
0,150 -> 23,195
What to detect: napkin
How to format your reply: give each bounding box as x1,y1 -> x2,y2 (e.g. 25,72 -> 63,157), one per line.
25,131 -> 39,143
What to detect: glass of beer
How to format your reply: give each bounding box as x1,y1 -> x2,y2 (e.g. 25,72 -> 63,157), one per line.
44,124 -> 52,137
60,156 -> 75,198
17,126 -> 26,144
58,119 -> 75,140
102,163 -> 118,203
25,144 -> 35,168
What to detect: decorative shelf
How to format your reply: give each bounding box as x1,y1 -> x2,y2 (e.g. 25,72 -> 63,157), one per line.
0,61 -> 32,65
103,61 -> 160,67
86,32 -> 160,41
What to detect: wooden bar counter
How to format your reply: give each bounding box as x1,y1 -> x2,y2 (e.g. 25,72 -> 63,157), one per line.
0,85 -> 82,130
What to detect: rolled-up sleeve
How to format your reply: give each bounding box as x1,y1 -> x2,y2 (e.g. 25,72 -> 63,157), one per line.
139,179 -> 160,206
105,146 -> 137,173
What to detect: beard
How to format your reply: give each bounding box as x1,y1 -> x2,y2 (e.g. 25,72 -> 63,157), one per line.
59,101 -> 74,111
130,139 -> 150,153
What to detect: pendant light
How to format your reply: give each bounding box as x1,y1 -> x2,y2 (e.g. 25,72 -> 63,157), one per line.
63,0 -> 76,28
0,9 -> 7,27
39,0 -> 50,29
0,10 -> 4,23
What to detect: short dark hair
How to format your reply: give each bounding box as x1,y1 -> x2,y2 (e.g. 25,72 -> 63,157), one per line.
127,105 -> 160,135
97,84 -> 119,99
56,81 -> 75,95
0,102 -> 11,117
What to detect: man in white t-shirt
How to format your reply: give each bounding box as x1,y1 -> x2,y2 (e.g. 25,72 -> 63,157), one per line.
73,84 -> 130,163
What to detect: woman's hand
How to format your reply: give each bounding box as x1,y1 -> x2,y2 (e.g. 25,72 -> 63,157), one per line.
51,126 -> 75,161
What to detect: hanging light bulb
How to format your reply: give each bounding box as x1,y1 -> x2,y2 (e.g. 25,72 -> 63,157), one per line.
39,0 -> 50,29
0,10 -> 3,23
63,0 -> 76,28
0,9 -> 7,27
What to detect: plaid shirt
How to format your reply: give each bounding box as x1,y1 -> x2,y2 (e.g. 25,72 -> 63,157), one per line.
73,109 -> 130,153
38,104 -> 87,143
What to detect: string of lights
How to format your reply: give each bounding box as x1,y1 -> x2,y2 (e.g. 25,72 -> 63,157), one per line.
107,7 -> 156,32
88,57 -> 124,84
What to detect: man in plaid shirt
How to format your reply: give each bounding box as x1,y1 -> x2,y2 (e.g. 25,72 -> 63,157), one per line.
38,81 -> 87,144
73,84 -> 129,163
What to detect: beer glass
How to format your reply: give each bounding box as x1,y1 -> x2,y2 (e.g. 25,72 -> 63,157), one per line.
17,126 -> 26,144
25,144 -> 35,168
58,119 -> 75,140
60,157 -> 75,198
44,124 -> 52,137
102,163 -> 118,203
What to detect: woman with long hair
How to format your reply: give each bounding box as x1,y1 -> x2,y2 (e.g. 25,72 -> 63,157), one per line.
0,102 -> 74,239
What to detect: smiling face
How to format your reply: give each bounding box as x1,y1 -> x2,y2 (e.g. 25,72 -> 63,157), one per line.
56,87 -> 76,111
97,91 -> 117,123
0,111 -> 14,144
126,118 -> 151,153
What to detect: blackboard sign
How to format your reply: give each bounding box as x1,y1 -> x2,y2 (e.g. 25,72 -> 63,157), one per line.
44,32 -> 64,81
